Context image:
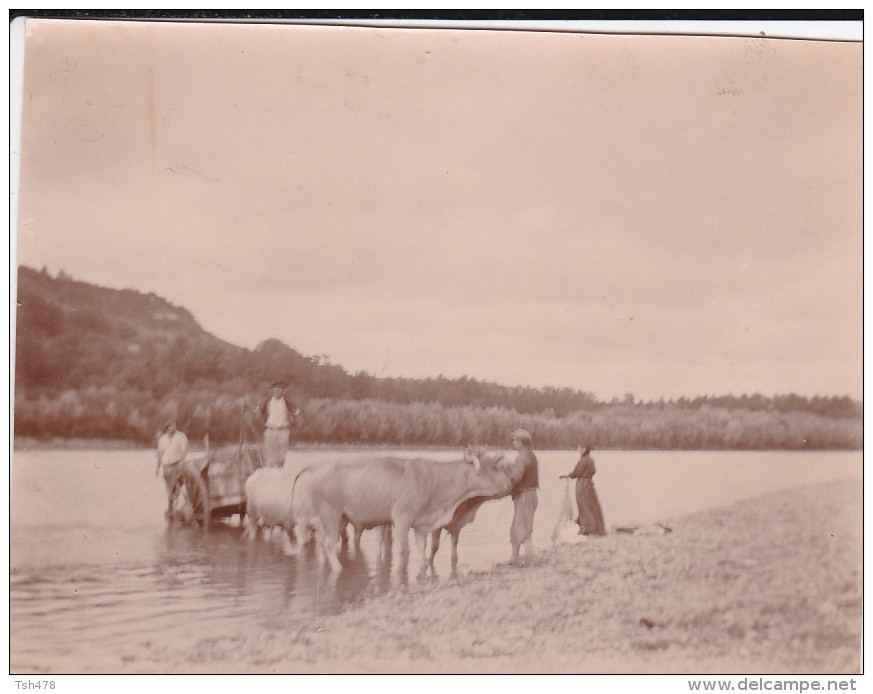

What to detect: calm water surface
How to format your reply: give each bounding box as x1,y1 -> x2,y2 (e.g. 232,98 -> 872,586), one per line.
10,448 -> 861,671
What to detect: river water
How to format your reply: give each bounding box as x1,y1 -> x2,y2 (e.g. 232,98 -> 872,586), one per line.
10,447 -> 861,672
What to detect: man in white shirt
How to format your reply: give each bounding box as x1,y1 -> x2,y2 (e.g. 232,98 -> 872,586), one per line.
260,381 -> 300,467
156,421 -> 189,506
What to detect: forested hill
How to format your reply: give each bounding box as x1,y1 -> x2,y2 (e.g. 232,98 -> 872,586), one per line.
15,265 -> 323,400
13,266 -> 862,449
14,265 -> 602,412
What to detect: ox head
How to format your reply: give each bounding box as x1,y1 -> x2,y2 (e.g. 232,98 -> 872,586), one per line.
460,447 -> 520,498
463,446 -> 508,473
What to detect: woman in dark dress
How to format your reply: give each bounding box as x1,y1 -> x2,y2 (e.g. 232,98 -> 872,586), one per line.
561,445 -> 606,535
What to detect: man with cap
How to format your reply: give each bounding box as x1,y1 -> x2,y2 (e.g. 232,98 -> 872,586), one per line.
156,420 -> 189,510
259,381 -> 300,467
508,428 -> 539,566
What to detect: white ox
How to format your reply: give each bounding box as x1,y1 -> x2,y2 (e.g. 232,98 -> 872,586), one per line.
243,467 -> 315,551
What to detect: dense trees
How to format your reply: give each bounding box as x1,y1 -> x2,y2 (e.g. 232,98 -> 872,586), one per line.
13,266 -> 862,449
13,389 -> 862,450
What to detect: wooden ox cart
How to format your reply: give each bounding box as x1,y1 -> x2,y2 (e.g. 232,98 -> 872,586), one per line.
167,442 -> 264,528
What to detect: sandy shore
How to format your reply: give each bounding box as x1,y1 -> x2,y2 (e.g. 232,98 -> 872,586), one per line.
43,478 -> 863,674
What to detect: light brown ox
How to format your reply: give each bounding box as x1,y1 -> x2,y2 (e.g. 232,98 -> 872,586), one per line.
296,450 -> 523,574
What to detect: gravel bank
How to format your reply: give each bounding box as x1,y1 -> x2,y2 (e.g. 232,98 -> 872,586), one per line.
65,479 -> 867,674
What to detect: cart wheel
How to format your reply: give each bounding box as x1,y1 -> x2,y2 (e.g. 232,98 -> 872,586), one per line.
168,466 -> 212,529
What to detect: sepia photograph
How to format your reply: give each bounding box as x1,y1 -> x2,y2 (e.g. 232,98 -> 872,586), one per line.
8,12 -> 863,682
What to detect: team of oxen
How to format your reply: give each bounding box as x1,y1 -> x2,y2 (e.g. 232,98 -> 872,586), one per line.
243,448 -> 525,575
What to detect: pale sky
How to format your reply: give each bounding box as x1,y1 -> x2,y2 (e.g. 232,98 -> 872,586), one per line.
14,19 -> 863,401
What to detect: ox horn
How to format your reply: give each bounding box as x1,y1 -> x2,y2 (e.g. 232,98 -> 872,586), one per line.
463,446 -> 481,471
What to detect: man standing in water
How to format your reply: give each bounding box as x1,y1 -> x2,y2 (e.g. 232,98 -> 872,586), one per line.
508,428 -> 539,566
259,381 -> 300,467
156,420 -> 188,511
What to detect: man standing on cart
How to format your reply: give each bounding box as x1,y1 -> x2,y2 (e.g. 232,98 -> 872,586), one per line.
259,380 -> 300,467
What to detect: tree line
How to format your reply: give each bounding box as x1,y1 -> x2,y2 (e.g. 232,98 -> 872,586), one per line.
14,386 -> 862,450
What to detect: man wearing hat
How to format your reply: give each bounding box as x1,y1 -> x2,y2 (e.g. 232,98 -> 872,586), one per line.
508,428 -> 539,566
156,420 -> 189,509
259,381 -> 300,467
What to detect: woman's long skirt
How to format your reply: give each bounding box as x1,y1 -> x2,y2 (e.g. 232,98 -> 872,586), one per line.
575,478 -> 606,535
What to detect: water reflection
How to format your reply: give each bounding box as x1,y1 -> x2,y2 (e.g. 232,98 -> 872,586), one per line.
155,521 -> 404,619
334,546 -> 375,603
12,521 -> 469,670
